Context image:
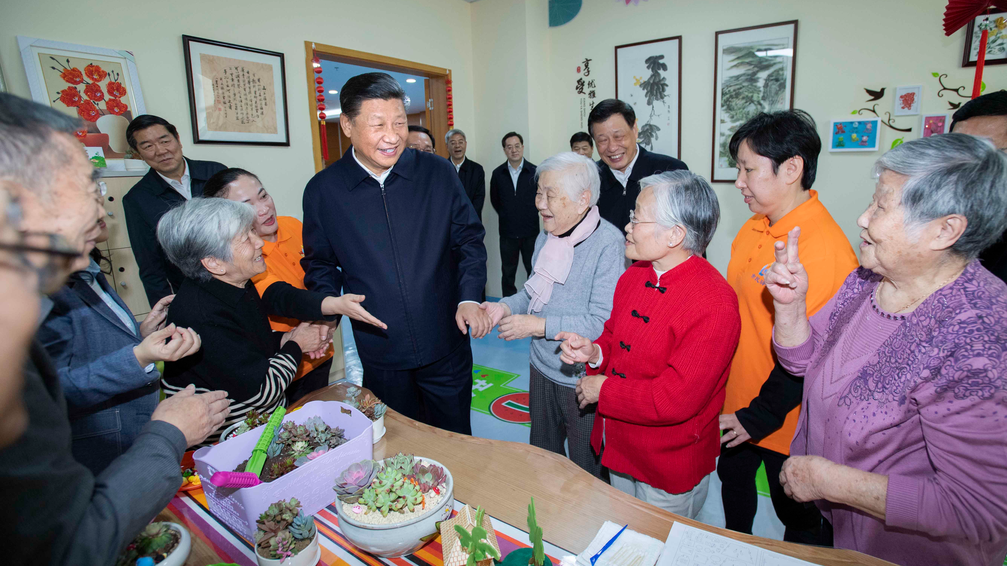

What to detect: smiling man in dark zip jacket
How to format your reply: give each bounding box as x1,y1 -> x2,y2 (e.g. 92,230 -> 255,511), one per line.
301,73 -> 490,435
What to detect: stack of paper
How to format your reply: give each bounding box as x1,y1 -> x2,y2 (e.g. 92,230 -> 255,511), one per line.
658,523 -> 819,566
576,521 -> 665,566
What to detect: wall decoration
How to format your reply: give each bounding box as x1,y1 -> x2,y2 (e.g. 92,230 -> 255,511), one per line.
182,35 -> 289,146
574,57 -> 597,130
893,85 -> 922,116
616,36 -> 682,159
931,71 -> 980,109
851,102 -> 912,132
830,119 -> 881,152
963,12 -> 1007,67
711,21 -> 797,182
921,114 -> 950,137
17,35 -> 146,163
864,87 -> 886,101
549,0 -> 582,27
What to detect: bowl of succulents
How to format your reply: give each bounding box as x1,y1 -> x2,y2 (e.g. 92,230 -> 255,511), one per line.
115,522 -> 191,566
254,498 -> 321,566
344,386 -> 388,443
220,409 -> 272,442
333,453 -> 454,557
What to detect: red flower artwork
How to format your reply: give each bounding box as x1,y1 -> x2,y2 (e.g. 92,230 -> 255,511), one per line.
106,81 -> 127,98
74,128 -> 88,140
106,97 -> 129,116
84,82 -> 105,102
899,92 -> 916,111
60,67 -> 84,85
77,100 -> 100,122
84,63 -> 107,82
59,87 -> 82,108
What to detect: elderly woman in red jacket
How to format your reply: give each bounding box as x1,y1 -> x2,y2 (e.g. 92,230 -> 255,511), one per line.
558,170 -> 740,518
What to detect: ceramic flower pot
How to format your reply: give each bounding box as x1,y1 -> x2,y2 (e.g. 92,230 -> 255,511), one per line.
156,523 -> 192,566
255,530 -> 320,566
372,414 -> 386,443
336,458 -> 454,557
96,114 -> 129,154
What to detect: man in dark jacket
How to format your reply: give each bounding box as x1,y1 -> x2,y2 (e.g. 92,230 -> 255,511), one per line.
589,99 -> 688,233
302,73 -> 489,435
0,93 -> 230,566
446,128 -> 485,221
122,115 -> 226,307
490,132 -> 538,296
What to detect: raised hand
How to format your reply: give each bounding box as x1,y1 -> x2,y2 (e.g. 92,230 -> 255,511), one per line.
480,301 -> 510,330
133,323 -> 201,367
139,294 -> 174,338
556,331 -> 599,365
764,226 -> 809,307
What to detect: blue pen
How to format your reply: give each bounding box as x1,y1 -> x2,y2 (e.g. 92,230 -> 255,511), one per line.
590,524 -> 628,566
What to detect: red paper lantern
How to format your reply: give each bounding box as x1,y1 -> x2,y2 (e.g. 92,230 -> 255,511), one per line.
446,86 -> 453,93
316,94 -> 325,102
315,77 -> 324,85
314,66 -> 323,74
317,103 -> 326,111
316,86 -> 324,94
319,112 -> 327,120
312,56 -> 321,65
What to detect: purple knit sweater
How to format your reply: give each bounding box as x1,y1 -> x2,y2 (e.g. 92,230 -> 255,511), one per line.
775,262 -> 1007,566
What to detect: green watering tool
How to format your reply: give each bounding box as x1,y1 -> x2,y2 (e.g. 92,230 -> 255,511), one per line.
246,406 -> 285,476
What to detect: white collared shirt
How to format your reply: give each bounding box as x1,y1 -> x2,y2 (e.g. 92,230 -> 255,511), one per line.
508,159 -> 524,192
453,157 -> 465,173
156,160 -> 191,200
352,148 -> 393,187
610,145 -> 641,189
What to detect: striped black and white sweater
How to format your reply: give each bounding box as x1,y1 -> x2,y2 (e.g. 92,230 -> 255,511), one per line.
161,277 -> 332,447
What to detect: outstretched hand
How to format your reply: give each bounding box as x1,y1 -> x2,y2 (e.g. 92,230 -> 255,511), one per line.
764,227 -> 809,307
556,331 -> 599,365
480,301 -> 510,330
457,302 -> 492,338
322,294 -> 387,330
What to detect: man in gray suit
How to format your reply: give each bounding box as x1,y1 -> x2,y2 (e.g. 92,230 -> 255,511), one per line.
0,92 -> 232,565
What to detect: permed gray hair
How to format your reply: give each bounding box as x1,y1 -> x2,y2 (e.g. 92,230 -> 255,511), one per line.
640,170 -> 721,255
873,133 -> 1007,259
445,128 -> 466,146
534,152 -> 601,206
156,198 -> 255,282
0,93 -> 83,200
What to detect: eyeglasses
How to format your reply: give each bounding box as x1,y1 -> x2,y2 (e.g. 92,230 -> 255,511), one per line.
628,210 -> 657,226
0,199 -> 82,293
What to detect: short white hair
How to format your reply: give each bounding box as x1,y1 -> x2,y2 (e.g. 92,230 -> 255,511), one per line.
445,128 -> 466,146
534,152 -> 600,206
157,198 -> 255,282
640,170 -> 720,254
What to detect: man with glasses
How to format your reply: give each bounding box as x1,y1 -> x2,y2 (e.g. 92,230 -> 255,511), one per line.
446,128 -> 485,221
0,93 -> 231,565
490,132 -> 537,296
949,90 -> 1007,282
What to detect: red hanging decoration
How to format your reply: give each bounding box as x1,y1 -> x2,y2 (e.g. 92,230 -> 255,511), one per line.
312,51 -> 329,161
974,27 -> 989,98
942,1 -> 1006,99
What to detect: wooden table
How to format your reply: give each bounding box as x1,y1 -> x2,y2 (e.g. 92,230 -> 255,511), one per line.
158,383 -> 892,566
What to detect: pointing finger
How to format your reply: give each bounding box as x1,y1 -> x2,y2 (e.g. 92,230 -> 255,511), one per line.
787,227 -> 801,265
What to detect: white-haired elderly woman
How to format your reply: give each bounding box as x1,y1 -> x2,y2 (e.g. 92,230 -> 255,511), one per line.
481,152 -> 624,478
767,134 -> 1007,566
157,198 -> 385,447
558,171 -> 740,519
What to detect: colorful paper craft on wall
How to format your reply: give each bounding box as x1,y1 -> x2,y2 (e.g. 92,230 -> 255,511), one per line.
830,118 -> 881,152
549,0 -> 582,27
921,114 -> 949,137
893,85 -> 922,116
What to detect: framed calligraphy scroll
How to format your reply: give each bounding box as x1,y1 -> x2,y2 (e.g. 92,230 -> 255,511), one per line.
182,35 -> 289,146
615,36 -> 683,160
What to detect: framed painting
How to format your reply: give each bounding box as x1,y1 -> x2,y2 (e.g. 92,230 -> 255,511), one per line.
17,35 -> 147,163
893,85 -> 922,116
711,20 -> 798,182
615,36 -> 682,159
921,114 -> 949,137
183,35 -> 290,146
829,119 -> 880,152
962,12 -> 1007,67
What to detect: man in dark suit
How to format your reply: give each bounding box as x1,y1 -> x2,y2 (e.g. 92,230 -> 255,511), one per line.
446,128 -> 486,221
302,73 -> 489,436
490,132 -> 538,296
589,99 -> 688,233
0,93 -> 230,565
122,115 -> 226,307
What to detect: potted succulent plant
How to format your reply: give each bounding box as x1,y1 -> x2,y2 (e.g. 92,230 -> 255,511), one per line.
220,409 -> 273,442
234,416 -> 348,482
254,498 -> 320,566
115,522 -> 191,566
345,387 -> 388,443
335,453 -> 454,557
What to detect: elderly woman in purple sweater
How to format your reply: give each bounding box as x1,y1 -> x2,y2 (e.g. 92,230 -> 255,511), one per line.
766,134 -> 1007,566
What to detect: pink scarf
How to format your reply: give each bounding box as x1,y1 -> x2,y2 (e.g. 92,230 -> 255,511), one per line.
524,206 -> 601,313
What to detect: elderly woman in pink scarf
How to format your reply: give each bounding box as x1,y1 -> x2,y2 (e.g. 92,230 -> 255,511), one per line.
481,152 -> 625,477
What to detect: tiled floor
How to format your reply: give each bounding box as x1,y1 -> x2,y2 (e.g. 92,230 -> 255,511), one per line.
340,318 -> 785,540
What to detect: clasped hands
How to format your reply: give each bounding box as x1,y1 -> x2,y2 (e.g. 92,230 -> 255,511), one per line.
474,301 -> 545,341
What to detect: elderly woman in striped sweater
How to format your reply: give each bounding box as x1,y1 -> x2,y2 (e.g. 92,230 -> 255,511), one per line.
156,198 -> 385,447
558,171 -> 741,519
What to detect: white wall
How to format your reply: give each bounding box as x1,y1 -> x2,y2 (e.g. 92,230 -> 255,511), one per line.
0,0 -> 477,224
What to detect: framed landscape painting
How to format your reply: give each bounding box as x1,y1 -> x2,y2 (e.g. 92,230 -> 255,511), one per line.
711,21 -> 798,182
615,36 -> 682,159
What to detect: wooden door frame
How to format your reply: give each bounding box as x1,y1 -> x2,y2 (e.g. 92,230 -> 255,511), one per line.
305,41 -> 452,172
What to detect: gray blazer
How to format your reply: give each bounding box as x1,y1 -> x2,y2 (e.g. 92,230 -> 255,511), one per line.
37,268 -> 159,474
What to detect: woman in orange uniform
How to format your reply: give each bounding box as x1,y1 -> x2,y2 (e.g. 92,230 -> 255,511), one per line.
717,110 -> 858,544
203,169 -> 336,403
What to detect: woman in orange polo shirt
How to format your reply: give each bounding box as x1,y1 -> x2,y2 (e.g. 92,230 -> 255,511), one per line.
717,110 -> 858,544
203,169 -> 336,403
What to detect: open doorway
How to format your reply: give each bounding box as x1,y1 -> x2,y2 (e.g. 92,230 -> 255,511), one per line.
303,42 -> 452,171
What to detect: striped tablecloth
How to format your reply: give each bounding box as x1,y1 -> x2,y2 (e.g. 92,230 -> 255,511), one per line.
168,490 -> 570,566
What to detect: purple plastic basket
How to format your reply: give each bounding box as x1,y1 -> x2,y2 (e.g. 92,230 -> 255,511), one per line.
193,401 -> 373,539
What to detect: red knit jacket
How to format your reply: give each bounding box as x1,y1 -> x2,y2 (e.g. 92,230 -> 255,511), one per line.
590,257 -> 741,494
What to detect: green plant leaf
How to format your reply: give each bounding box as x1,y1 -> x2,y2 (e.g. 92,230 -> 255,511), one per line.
932,72 -> 940,77
851,110 -> 858,115
982,81 -> 987,92
891,138 -> 904,149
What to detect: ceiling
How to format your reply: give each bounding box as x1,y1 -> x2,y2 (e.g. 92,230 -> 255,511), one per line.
318,60 -> 427,120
